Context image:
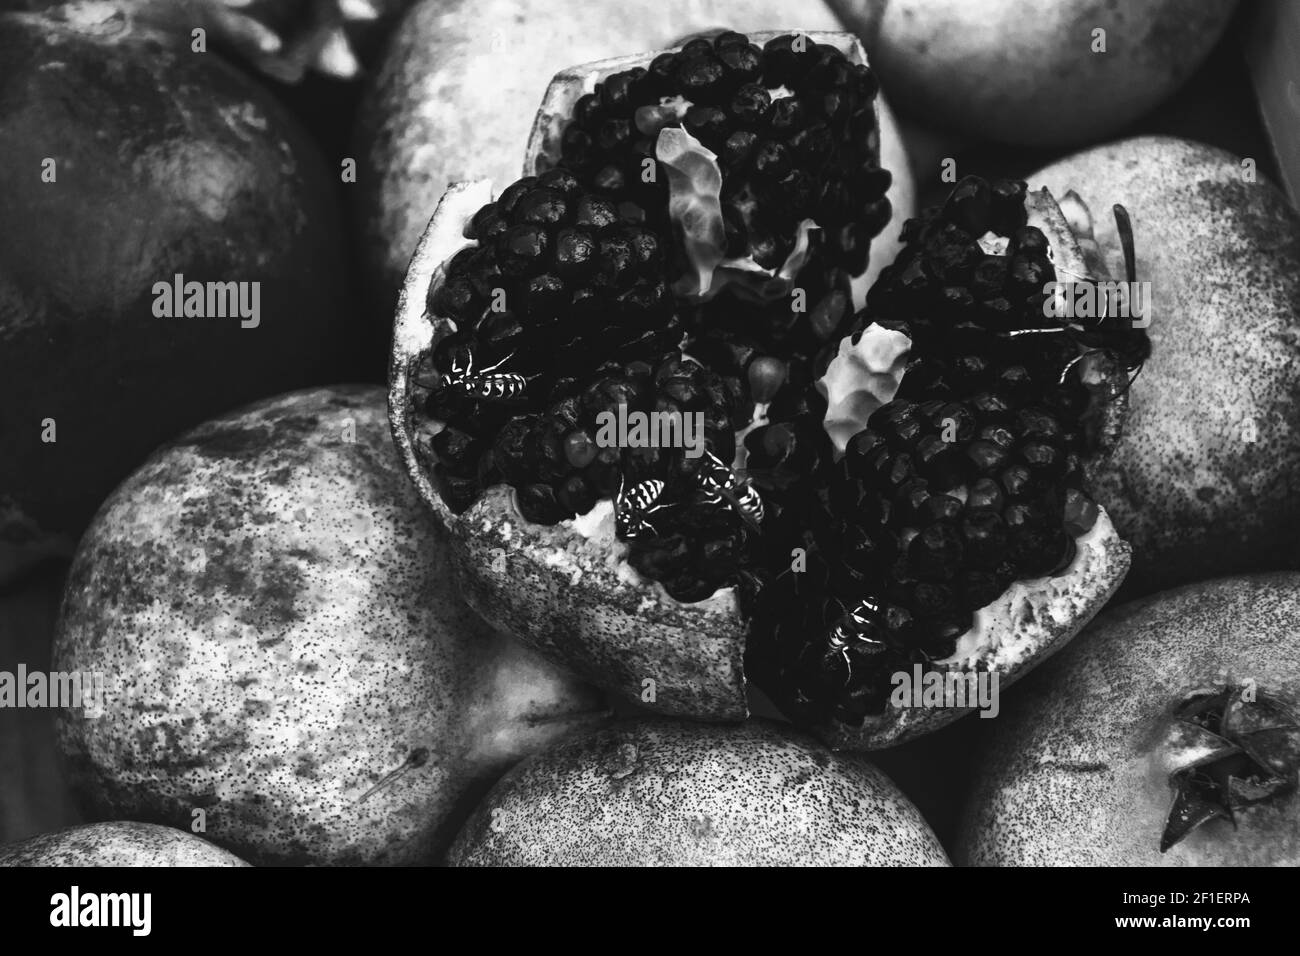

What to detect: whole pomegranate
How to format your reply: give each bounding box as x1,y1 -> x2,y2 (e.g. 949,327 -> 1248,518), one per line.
959,574 -> 1300,866
0,2 -> 350,581
830,0 -> 1238,146
53,385 -> 606,865
0,821 -> 248,866
1033,137 -> 1300,596
449,719 -> 949,866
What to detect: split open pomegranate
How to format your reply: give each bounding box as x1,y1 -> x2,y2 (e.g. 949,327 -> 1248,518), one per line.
389,31 -> 1143,747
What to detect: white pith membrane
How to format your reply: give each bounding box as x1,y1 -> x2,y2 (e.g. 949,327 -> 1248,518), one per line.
391,36 -> 1131,740
655,125 -> 818,302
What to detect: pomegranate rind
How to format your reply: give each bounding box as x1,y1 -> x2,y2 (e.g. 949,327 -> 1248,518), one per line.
391,182 -> 749,720
819,510 -> 1131,749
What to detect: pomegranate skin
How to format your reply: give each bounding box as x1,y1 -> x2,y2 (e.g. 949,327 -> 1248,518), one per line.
1033,137 -> 1300,597
958,573 -> 1300,866
449,719 -> 950,866
831,0 -> 1237,147
0,5 -> 350,562
0,822 -> 248,866
52,385 -> 608,866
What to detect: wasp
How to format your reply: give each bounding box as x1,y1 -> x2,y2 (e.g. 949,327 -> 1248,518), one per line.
441,347 -> 531,402
1002,203 -> 1150,392
695,450 -> 765,530
615,475 -> 668,540
821,596 -> 887,684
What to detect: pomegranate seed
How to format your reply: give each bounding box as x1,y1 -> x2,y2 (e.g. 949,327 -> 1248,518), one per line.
748,356 -> 787,403
563,430 -> 598,468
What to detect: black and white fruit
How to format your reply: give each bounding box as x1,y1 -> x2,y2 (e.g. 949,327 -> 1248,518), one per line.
449,719 -> 949,866
0,3 -> 350,583
960,574 -> 1300,866
1034,136 -> 1300,597
0,822 -> 249,866
53,386 -> 605,865
391,36 -> 1142,748
830,0 -> 1238,147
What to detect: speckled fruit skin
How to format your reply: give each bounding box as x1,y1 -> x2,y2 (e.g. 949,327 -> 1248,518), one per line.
353,0 -> 914,316
958,573 -> 1300,867
830,0 -> 1237,147
448,719 -> 949,866
1033,137 -> 1300,598
52,385 -> 606,866
0,821 -> 249,866
0,4 -> 350,577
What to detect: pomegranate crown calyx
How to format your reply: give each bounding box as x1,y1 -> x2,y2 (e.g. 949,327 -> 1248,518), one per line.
1160,685 -> 1300,852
